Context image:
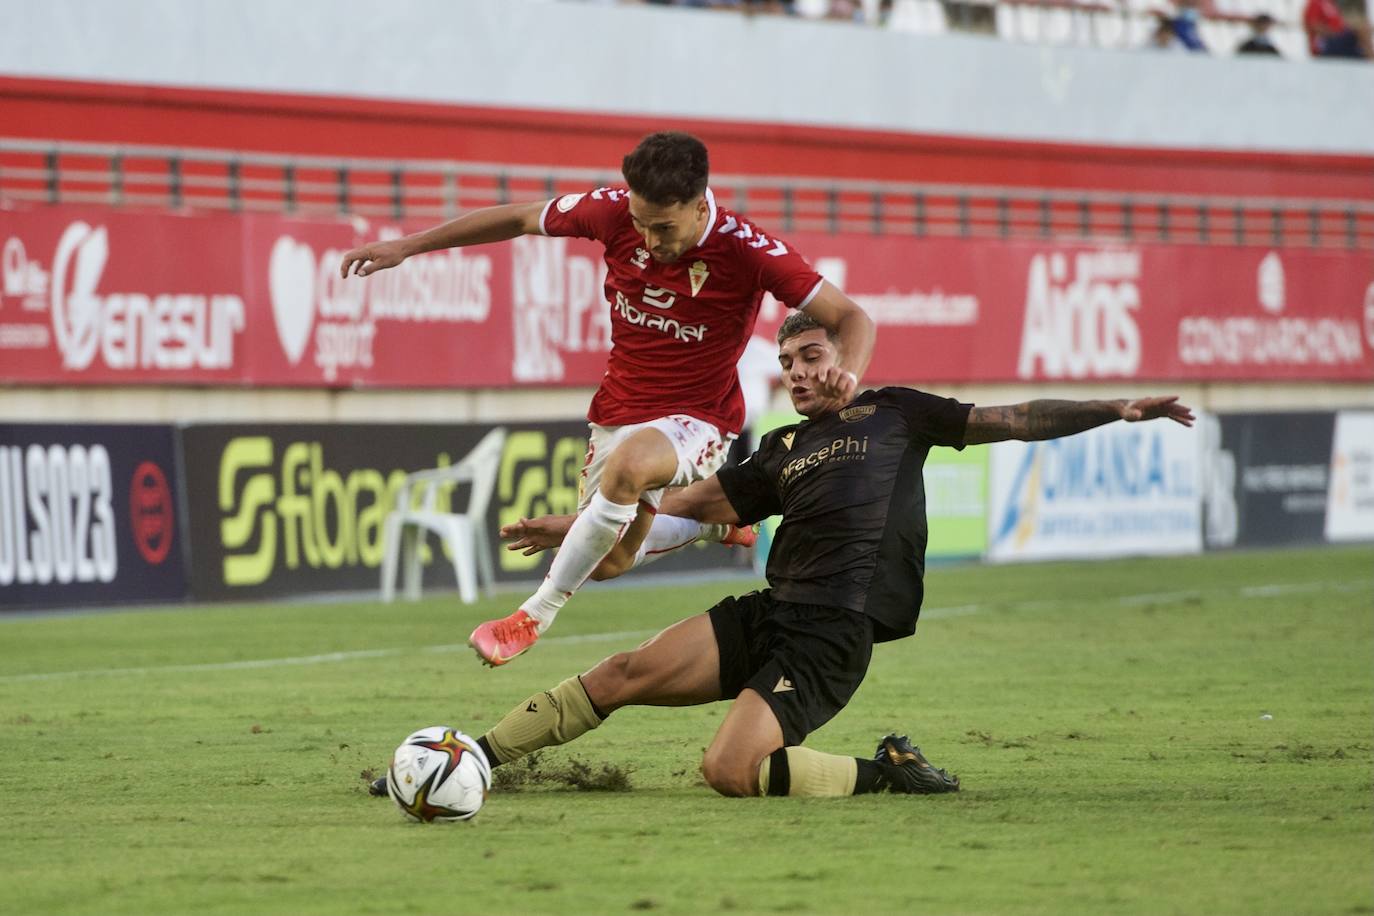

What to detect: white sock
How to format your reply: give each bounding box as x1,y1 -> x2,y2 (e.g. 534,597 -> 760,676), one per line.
520,492 -> 638,631
630,517 -> 735,569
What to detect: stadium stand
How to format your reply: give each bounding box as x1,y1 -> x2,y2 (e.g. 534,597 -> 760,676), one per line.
595,0 -> 1374,59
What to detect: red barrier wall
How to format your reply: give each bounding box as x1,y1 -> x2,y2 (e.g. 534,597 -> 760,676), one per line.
3,76 -> 1372,201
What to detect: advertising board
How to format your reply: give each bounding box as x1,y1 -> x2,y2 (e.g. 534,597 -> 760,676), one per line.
4,205 -> 1369,388
0,423 -> 186,610
987,421 -> 1202,562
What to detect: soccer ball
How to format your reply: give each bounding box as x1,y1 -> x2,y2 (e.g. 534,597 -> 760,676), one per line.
385,727 -> 492,823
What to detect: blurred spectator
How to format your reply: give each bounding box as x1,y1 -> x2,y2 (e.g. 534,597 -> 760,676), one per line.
635,0 -> 800,11
1236,13 -> 1283,55
738,0 -> 796,12
1303,0 -> 1373,58
1147,12 -> 1184,49
1170,0 -> 1210,51
827,0 -> 864,20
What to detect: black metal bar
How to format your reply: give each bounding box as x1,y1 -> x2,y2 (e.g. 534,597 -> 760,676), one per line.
1308,207 -> 1319,247
391,168 -> 404,220
337,167 -> 350,214
110,153 -> 124,206
1039,197 -> 1050,238
957,194 -> 970,237
544,175 -> 556,199
168,156 -> 182,209
781,186 -> 794,234
283,164 -> 296,213
227,159 -> 241,211
915,192 -> 927,237
1122,198 -> 1133,241
997,196 -> 1009,239
1078,198 -> 1090,237
1198,205 -> 1209,243
827,187 -> 839,235
1233,204 -> 1244,245
1158,200 -> 1170,242
45,149 -> 58,203
1271,207 -> 1282,246
872,191 -> 883,235
1347,208 -> 1357,249
496,172 -> 509,205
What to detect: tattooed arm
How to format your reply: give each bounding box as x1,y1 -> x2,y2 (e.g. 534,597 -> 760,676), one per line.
963,396 -> 1195,445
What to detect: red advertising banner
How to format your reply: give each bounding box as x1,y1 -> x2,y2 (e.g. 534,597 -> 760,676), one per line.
2,204 -> 1371,387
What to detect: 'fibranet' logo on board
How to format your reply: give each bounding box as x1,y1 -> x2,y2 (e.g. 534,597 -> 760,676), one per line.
216,437 -> 460,586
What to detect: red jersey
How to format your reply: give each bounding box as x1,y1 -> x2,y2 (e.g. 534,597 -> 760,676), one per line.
1304,0 -> 1347,52
539,187 -> 823,435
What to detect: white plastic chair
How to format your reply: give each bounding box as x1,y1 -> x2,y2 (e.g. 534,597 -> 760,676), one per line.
380,427 -> 508,604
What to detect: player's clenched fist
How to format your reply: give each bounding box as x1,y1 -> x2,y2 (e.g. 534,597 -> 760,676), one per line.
815,366 -> 860,401
339,239 -> 409,278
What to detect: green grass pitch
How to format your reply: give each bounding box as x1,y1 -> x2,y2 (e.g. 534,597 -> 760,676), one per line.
2,545 -> 1371,915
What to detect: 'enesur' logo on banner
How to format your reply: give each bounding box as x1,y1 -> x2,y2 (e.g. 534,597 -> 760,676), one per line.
46,222 -> 244,372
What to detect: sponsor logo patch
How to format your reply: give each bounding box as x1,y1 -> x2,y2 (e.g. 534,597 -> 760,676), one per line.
839,405 -> 876,423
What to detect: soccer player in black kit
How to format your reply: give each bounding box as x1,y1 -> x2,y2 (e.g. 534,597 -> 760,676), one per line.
449,312 -> 1195,798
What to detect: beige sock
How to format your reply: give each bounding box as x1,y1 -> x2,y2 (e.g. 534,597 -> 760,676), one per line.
480,676 -> 604,765
758,746 -> 859,797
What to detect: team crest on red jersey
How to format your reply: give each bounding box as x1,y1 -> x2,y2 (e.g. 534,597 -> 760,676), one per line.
689,260 -> 710,296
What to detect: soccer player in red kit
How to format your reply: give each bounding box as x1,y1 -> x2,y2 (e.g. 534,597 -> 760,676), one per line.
340,132 -> 875,667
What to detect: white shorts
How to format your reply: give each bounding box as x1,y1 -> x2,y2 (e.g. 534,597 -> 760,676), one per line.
578,414 -> 733,512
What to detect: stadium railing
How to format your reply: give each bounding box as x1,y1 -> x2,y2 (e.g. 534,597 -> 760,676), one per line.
1,137 -> 1369,249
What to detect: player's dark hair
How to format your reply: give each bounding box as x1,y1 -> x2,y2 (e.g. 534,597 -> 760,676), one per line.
621,132 -> 709,206
777,311 -> 837,345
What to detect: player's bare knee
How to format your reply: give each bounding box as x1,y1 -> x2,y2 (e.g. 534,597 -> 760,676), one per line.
700,750 -> 757,798
599,459 -> 645,504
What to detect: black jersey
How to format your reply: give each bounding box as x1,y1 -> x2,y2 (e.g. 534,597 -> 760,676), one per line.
716,387 -> 972,642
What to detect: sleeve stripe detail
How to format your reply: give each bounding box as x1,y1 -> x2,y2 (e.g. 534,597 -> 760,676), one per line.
796,278 -> 825,310
537,198 -> 556,237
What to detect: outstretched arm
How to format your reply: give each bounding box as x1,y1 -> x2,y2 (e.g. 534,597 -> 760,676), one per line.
500,478 -> 742,556
340,199 -> 547,278
658,476 -> 741,526
963,396 -> 1195,445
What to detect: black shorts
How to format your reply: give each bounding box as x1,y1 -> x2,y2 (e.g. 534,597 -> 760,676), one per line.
708,590 -> 874,747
